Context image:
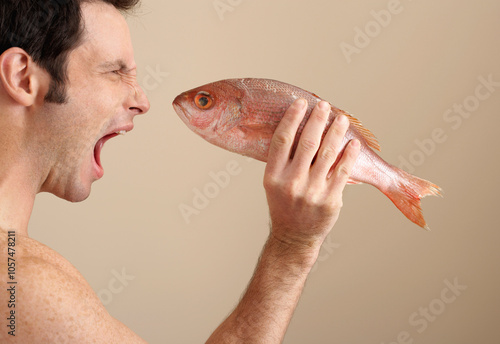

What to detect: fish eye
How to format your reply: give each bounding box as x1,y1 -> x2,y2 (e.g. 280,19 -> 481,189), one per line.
195,92 -> 214,110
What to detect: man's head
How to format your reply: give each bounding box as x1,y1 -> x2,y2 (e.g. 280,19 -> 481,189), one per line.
0,0 -> 140,104
0,0 -> 150,202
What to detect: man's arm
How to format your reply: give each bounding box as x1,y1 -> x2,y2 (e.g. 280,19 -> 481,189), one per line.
0,99 -> 357,344
206,99 -> 361,343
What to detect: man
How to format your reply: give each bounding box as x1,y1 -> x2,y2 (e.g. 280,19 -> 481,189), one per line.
0,0 -> 360,343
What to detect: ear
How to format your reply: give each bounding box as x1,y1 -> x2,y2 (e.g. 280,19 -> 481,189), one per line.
0,48 -> 45,107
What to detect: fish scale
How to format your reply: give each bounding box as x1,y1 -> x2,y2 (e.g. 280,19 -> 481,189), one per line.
173,78 -> 441,229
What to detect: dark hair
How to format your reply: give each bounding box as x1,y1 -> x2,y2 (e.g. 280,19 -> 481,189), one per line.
0,0 -> 140,103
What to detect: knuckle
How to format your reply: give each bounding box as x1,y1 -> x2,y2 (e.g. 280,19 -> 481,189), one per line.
314,109 -> 329,122
277,178 -> 304,202
286,179 -> 302,197
299,137 -> 318,152
338,164 -> 351,178
319,203 -> 335,215
319,146 -> 338,161
263,174 -> 280,191
331,124 -> 346,138
303,188 -> 318,203
303,188 -> 328,208
263,177 -> 273,191
331,120 -> 348,137
331,198 -> 343,210
348,144 -> 361,159
272,132 -> 294,148
264,174 -> 302,198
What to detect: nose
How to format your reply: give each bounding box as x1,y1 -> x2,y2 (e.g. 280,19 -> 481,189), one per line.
128,83 -> 151,116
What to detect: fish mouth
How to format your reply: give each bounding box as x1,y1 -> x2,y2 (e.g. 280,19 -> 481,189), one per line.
172,95 -> 191,121
172,92 -> 219,140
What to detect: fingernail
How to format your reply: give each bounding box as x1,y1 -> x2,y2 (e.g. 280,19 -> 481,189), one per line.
351,139 -> 361,148
296,99 -> 307,109
318,101 -> 330,111
336,115 -> 346,124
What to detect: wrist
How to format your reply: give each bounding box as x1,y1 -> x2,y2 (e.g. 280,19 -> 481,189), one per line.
266,232 -> 322,271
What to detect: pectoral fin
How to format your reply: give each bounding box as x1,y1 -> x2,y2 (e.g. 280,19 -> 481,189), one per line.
238,122 -> 277,141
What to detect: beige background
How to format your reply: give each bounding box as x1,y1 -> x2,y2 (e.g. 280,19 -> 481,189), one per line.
29,0 -> 499,343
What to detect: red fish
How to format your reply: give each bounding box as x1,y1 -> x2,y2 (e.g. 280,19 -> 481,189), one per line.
173,78 -> 441,229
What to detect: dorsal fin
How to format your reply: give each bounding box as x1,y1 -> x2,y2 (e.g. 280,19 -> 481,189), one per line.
341,110 -> 381,151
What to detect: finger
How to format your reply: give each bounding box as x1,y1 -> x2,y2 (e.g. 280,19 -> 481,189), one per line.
310,114 -> 350,178
327,139 -> 361,195
266,99 -> 308,174
291,101 -> 331,172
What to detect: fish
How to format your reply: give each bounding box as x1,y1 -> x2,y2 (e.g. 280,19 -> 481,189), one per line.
172,78 -> 441,230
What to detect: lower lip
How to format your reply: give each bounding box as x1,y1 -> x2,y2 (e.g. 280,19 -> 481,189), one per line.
92,151 -> 104,180
92,133 -> 118,180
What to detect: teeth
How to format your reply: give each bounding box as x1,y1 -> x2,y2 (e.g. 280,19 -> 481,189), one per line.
116,130 -> 127,135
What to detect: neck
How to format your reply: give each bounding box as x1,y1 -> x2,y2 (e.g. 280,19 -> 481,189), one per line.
0,108 -> 44,237
0,163 -> 38,237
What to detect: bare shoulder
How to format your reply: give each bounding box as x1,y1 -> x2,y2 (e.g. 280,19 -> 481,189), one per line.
0,229 -> 146,343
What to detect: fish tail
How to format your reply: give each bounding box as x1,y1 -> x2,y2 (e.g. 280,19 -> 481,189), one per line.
383,169 -> 442,230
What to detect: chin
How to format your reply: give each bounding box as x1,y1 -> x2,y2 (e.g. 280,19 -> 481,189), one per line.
48,182 -> 92,203
65,185 -> 92,203
65,192 -> 91,203
40,163 -> 96,202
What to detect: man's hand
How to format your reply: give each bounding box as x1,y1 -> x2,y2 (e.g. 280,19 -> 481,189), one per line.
264,99 -> 361,254
207,99 -> 360,343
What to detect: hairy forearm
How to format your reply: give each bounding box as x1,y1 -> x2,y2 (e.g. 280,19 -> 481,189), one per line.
206,99 -> 358,343
206,234 -> 319,344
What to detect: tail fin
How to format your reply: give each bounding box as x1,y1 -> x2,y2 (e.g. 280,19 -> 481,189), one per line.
384,169 -> 442,230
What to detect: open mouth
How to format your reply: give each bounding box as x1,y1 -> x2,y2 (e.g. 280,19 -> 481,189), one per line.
93,130 -> 127,177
